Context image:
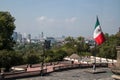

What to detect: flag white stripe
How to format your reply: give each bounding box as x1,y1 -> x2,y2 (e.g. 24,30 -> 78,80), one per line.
93,25 -> 102,38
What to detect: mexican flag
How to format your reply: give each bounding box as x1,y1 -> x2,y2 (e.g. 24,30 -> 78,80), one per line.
93,17 -> 105,45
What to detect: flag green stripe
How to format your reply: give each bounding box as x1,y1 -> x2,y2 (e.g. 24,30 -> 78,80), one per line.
94,16 -> 100,29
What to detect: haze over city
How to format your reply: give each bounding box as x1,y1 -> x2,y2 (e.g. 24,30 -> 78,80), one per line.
0,0 -> 120,38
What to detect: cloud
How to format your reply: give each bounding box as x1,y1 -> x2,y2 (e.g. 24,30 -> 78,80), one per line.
65,17 -> 77,23
37,16 -> 77,23
36,16 -> 78,27
37,16 -> 54,22
38,16 -> 47,21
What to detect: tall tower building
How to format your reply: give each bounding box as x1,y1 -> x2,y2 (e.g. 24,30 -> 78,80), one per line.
17,33 -> 22,43
41,32 -> 44,38
12,32 -> 18,42
26,34 -> 31,43
119,27 -> 120,33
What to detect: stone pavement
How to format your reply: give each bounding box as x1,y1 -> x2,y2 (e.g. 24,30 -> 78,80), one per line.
16,68 -> 114,80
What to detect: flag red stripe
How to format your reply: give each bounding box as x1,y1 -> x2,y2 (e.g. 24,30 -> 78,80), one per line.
94,32 -> 105,45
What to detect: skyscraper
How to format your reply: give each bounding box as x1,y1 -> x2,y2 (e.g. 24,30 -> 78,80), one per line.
17,33 -> 22,43
12,32 -> 18,42
26,34 -> 31,43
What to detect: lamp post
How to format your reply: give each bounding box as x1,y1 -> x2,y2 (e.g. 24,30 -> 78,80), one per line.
40,40 -> 51,76
40,41 -> 45,76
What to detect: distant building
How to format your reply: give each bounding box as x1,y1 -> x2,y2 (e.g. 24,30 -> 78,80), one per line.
26,34 -> 31,43
55,36 -> 66,47
19,33 -> 31,43
17,33 -> 22,43
22,38 -> 27,43
119,27 -> 120,32
12,32 -> 18,42
85,39 -> 95,45
31,39 -> 40,43
46,37 -> 56,46
41,32 -> 44,38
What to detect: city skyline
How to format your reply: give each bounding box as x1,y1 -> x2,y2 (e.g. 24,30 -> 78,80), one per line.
0,0 -> 120,37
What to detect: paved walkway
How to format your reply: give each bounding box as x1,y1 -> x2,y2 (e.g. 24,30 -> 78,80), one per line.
16,68 -> 114,80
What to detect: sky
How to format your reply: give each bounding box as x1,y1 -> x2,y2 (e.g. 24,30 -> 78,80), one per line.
0,0 -> 120,38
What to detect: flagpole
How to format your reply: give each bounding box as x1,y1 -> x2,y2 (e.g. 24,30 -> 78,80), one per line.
92,16 -> 106,72
93,42 -> 96,71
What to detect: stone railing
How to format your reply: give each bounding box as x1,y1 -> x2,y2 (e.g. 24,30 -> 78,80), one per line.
2,62 -> 108,79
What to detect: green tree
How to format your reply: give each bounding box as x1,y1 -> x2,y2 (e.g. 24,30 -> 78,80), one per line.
23,50 -> 40,64
96,32 -> 119,59
0,50 -> 23,71
0,12 -> 15,50
0,12 -> 16,71
62,36 -> 76,55
44,50 -> 54,62
54,50 -> 67,61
